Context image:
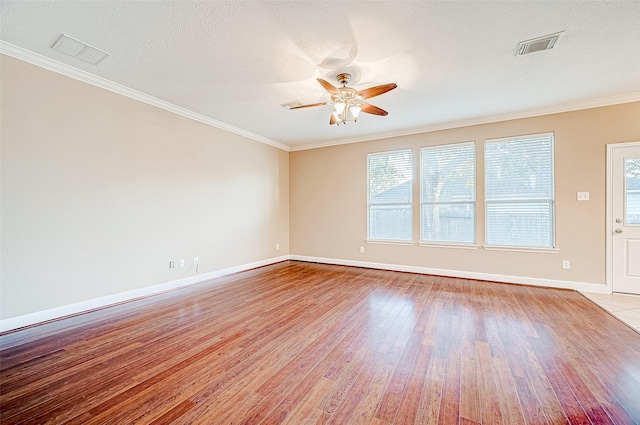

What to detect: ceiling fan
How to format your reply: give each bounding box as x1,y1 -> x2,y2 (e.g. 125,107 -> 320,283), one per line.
284,73 -> 397,125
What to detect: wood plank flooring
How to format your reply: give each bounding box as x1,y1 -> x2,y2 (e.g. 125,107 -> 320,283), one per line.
1,260 -> 639,424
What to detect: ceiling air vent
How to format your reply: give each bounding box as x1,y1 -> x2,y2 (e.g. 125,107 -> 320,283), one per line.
516,31 -> 564,56
51,34 -> 110,65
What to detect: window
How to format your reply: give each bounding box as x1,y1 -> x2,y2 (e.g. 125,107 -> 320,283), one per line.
625,159 -> 640,225
420,143 -> 476,244
367,149 -> 413,242
485,133 -> 555,248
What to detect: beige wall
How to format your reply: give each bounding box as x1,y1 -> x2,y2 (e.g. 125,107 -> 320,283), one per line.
1,55 -> 289,319
2,52 -> 639,322
290,102 -> 640,285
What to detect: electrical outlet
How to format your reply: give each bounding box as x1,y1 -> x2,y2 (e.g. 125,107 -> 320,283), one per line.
180,259 -> 185,268
276,243 -> 280,250
562,260 -> 570,270
360,246 -> 365,254
169,261 -> 174,269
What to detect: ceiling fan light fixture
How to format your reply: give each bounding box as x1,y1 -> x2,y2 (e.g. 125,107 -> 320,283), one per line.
332,111 -> 341,126
285,73 -> 396,126
350,105 -> 362,122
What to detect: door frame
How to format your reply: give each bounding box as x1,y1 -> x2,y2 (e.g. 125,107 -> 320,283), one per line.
606,141 -> 640,294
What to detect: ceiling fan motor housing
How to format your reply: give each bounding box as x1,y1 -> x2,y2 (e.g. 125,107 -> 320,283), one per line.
336,73 -> 351,86
332,86 -> 362,103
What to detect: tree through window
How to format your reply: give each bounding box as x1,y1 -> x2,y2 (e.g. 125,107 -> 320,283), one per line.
367,149 -> 413,242
420,143 -> 476,244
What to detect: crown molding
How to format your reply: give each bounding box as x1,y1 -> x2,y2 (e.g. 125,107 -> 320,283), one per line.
3,41 -> 638,154
0,41 -> 290,152
290,91 -> 640,151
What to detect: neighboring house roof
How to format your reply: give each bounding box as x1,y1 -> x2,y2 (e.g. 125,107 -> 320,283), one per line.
371,180 -> 412,204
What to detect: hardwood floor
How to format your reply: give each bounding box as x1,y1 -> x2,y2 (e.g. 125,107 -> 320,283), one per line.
1,260 -> 639,424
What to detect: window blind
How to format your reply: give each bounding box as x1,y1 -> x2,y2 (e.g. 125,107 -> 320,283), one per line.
420,143 -> 475,244
367,149 -> 413,241
626,159 -> 640,224
485,133 -> 555,248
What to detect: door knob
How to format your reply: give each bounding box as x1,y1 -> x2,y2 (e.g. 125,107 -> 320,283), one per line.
615,228 -> 623,234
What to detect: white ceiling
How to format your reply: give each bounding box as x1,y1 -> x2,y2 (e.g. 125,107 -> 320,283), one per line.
1,1 -> 639,150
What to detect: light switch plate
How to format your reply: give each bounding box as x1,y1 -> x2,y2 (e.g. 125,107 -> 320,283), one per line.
577,192 -> 589,201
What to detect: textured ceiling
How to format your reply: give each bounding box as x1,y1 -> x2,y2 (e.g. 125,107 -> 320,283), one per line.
1,1 -> 639,150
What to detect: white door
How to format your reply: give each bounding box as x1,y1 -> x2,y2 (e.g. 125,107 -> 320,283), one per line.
612,143 -> 640,295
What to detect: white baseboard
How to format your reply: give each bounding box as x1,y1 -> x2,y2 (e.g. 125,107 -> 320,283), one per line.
1,254 -> 611,333
289,255 -> 611,294
0,255 -> 289,333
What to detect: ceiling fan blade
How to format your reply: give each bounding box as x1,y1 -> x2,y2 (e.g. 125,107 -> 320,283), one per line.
317,78 -> 339,95
329,114 -> 337,125
357,83 -> 397,99
286,102 -> 328,110
361,103 -> 388,116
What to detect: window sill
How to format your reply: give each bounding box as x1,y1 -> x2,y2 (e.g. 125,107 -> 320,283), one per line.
483,245 -> 558,254
418,242 -> 479,250
366,239 -> 416,246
